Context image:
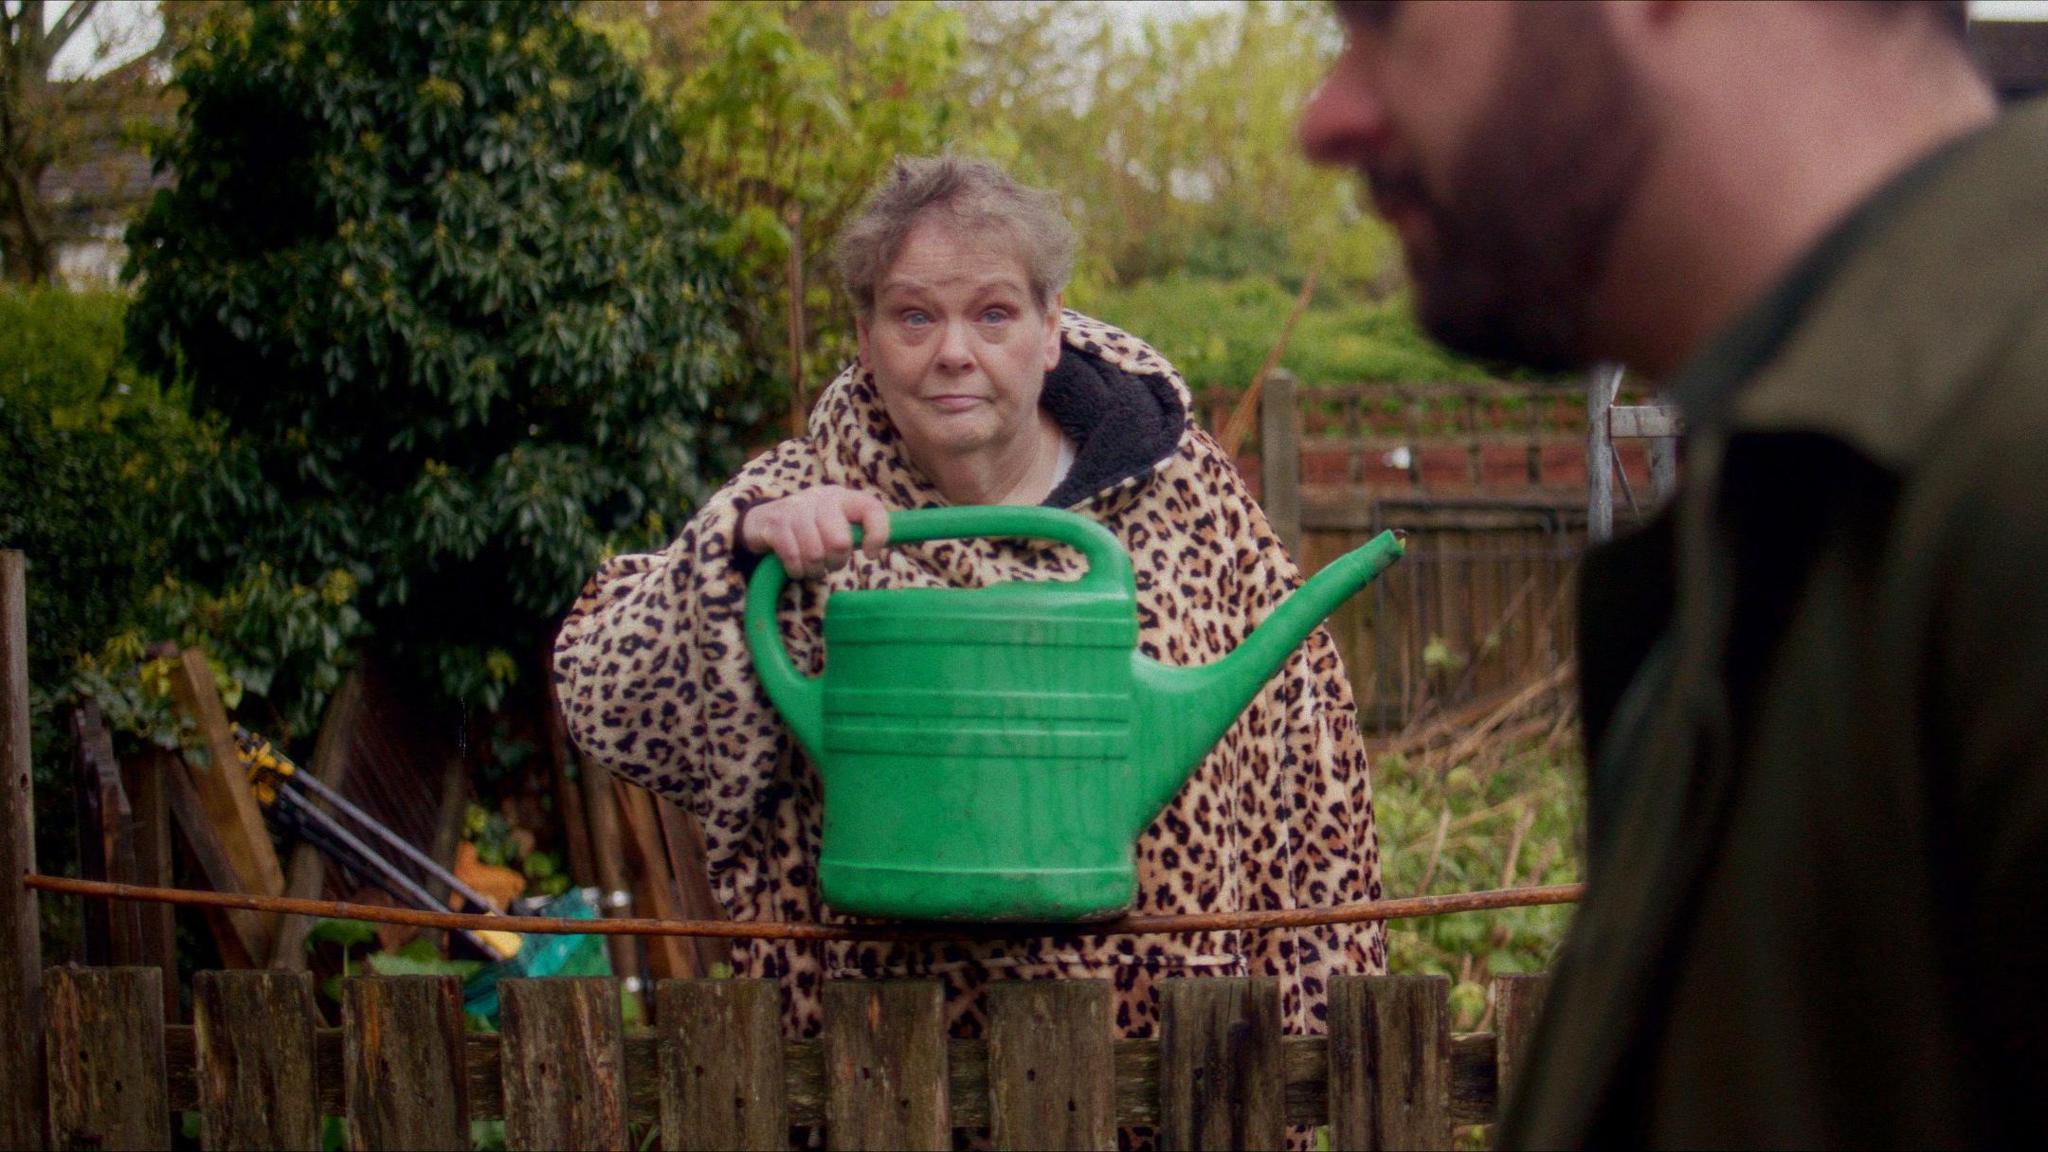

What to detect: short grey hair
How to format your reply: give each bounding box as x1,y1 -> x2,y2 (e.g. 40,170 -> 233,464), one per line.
834,155 -> 1077,317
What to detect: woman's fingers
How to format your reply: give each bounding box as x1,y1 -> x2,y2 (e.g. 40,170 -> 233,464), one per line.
745,487 -> 891,578
817,510 -> 854,572
846,491 -> 891,557
790,516 -> 828,578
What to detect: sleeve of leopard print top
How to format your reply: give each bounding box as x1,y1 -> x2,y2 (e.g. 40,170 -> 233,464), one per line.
551,437 -> 822,878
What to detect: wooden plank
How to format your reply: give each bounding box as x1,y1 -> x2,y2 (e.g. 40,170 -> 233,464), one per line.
1,551 -> 46,1151
1328,975 -> 1450,1151
271,671 -> 362,970
71,705 -> 115,963
1158,978 -> 1285,1151
1260,369 -> 1303,557
987,981 -> 1114,1152
120,749 -> 180,1019
1493,974 -> 1550,1123
500,978 -> 627,1150
1607,403 -> 1682,440
166,648 -> 284,957
578,755 -> 643,999
822,980 -> 948,1152
343,976 -> 468,1151
83,712 -> 149,969
193,970 -> 320,1150
654,799 -> 732,978
155,1015 -> 1536,1129
657,978 -> 787,1152
613,779 -> 697,980
541,659 -> 598,889
160,746 -> 266,968
51,970 -> 164,1133
45,966 -> 170,1151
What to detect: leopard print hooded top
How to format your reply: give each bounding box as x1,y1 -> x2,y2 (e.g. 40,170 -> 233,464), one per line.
554,312 -> 1386,1042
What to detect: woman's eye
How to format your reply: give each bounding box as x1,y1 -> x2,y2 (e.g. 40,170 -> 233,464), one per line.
902,310 -> 931,327
979,308 -> 1009,324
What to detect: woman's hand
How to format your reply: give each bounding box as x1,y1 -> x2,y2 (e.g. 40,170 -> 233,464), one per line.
739,486 -> 892,579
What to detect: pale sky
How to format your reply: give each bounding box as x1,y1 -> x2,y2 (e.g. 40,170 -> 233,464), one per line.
38,0 -> 2048,84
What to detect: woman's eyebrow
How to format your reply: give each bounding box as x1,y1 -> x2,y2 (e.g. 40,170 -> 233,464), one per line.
879,273 -> 1030,298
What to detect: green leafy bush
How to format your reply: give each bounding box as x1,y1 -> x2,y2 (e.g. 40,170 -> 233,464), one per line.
1074,274 -> 1492,394
125,0 -> 762,712
1373,736 -> 1584,1031
0,287 -> 163,408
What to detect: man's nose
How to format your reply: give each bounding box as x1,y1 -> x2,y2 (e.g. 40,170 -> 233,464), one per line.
1298,53 -> 1386,167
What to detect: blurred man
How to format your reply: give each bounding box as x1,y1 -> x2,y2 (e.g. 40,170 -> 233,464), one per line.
1302,1 -> 2046,1146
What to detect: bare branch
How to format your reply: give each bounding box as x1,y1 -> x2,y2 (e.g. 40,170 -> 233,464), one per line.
46,0 -> 101,60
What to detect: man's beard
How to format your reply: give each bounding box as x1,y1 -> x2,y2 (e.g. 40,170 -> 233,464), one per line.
1370,6 -> 1653,373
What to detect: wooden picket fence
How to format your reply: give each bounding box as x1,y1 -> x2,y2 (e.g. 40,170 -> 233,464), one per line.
34,965 -> 1548,1150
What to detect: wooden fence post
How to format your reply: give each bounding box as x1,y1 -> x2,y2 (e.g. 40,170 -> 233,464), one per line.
500,978 -> 628,1150
119,747 -> 180,1019
194,969 -> 321,1150
343,975 -> 470,1150
822,980 -> 949,1152
1,551 -> 46,1150
1159,977 -> 1286,1151
1587,366 -> 1621,543
1493,974 -> 1551,1125
987,980 -> 1115,1152
1328,975 -> 1451,1151
1260,370 -> 1304,558
45,966 -> 170,1150
658,978 -> 788,1152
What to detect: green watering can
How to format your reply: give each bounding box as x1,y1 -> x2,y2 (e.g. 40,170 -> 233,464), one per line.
745,506 -> 1403,921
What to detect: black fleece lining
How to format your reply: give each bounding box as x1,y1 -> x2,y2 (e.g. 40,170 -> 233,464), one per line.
1038,345 -> 1187,509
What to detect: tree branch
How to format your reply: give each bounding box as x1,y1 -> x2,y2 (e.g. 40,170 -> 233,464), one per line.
46,0 -> 100,62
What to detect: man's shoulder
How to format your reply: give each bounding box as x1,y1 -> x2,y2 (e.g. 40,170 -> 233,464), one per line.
1732,101 -> 2048,471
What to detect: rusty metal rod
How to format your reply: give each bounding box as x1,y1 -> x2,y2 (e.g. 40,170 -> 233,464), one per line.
24,873 -> 1581,942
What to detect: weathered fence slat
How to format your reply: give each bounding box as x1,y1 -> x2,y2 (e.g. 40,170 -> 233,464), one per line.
1328,974 -> 1450,1151
657,978 -> 788,1151
2,551 -> 46,1151
193,969 -> 320,1151
822,980 -> 949,1152
45,966 -> 170,1151
1493,974 -> 1551,1124
499,977 -> 627,1151
342,976 -> 467,1151
1159,977 -> 1286,1151
987,981 -> 1115,1152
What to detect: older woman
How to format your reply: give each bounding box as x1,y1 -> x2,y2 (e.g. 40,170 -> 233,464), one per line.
554,156 -> 1386,1046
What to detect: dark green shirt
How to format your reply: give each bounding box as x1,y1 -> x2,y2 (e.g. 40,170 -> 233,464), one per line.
1503,97 -> 2048,1148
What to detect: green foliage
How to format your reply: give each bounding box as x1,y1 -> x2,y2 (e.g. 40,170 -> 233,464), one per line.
70,564 -> 367,749
1076,275 -> 1488,393
125,0 -> 761,713
649,0 -> 977,404
1374,738 -> 1585,1031
960,1 -> 1399,295
0,287 -> 163,407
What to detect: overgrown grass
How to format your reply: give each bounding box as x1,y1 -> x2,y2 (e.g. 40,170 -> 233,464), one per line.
1373,729 -> 1585,1032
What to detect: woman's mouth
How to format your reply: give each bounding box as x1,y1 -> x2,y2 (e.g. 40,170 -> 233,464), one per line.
926,395 -> 984,413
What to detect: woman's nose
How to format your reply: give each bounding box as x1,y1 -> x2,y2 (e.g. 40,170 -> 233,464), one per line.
934,319 -> 976,372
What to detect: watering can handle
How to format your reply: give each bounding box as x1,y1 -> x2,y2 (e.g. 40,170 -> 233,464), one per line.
743,506 -> 1135,760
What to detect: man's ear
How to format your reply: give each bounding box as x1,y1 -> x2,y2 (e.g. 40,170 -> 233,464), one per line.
1042,293 -> 1064,372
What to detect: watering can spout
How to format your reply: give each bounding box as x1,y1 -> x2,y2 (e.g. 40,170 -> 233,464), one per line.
1127,529 -> 1405,836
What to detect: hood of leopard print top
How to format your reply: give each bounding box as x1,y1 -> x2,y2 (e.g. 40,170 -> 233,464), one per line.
807,311 -> 1193,516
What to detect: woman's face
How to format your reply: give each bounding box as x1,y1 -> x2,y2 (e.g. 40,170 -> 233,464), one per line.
856,216 -> 1062,470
